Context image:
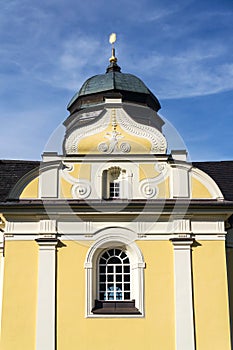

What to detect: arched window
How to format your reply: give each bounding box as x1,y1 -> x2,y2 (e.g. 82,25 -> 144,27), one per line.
85,230 -> 145,317
92,247 -> 140,314
98,249 -> 131,301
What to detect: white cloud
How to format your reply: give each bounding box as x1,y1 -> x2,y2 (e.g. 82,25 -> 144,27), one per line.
27,35 -> 108,93
127,43 -> 233,98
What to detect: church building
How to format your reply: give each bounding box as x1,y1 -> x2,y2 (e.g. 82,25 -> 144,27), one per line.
0,36 -> 233,350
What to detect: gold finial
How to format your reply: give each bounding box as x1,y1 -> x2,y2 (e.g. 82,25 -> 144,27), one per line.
109,33 -> 117,63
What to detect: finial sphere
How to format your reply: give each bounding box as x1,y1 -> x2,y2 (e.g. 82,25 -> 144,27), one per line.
109,33 -> 117,44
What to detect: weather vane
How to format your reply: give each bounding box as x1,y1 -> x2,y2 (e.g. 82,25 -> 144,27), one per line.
109,33 -> 117,63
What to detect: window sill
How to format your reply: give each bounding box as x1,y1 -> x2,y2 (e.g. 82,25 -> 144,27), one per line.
92,300 -> 141,315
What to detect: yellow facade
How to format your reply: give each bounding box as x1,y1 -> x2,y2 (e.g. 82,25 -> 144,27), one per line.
139,164 -> 160,180
0,238 -> 231,349
77,124 -> 152,154
192,240 -> 231,350
57,240 -> 175,350
2,50 -> 232,350
20,177 -> 39,199
191,177 -> 212,198
1,241 -> 38,350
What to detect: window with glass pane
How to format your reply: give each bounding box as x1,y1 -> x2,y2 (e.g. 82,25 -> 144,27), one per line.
98,249 -> 130,301
109,182 -> 120,198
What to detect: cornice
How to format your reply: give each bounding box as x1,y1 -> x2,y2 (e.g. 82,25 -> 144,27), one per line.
0,199 -> 232,217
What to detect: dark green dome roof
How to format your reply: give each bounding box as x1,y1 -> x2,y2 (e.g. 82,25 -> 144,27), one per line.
67,62 -> 161,113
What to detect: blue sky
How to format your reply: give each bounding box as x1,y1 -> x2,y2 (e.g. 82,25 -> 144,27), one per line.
0,0 -> 232,161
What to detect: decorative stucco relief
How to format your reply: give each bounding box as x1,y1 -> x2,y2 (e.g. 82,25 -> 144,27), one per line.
139,162 -> 169,198
118,109 -> 167,154
61,162 -> 92,199
64,111 -> 111,154
64,105 -> 167,155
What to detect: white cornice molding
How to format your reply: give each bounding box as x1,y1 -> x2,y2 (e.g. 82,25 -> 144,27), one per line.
39,220 -> 57,234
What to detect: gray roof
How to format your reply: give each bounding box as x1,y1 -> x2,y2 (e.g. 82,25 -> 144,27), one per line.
193,161 -> 233,201
0,160 -> 39,201
67,71 -> 155,109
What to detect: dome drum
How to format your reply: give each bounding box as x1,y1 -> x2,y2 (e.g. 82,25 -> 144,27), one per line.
67,89 -> 161,115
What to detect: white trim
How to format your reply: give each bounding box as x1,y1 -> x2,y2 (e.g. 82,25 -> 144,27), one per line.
64,110 -> 110,154
93,163 -> 135,199
35,238 -> 58,350
194,234 -> 226,241
3,232 -> 227,242
61,154 -> 170,162
84,228 -> 145,317
191,167 -> 223,199
39,164 -> 59,199
171,238 -> 195,350
171,164 -> 190,198
139,162 -> 170,199
9,167 -> 39,199
118,109 -> 167,153
39,220 -> 56,234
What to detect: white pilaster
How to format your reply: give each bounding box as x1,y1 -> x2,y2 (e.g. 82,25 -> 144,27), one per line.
171,237 -> 195,350
36,238 -> 58,350
171,165 -> 190,198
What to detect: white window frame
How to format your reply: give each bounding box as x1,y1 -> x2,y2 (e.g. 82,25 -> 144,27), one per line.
98,248 -> 131,301
95,164 -> 134,199
84,228 -> 145,318
109,181 -> 120,199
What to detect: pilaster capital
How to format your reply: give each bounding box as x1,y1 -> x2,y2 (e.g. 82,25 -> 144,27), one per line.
35,237 -> 58,250
170,236 -> 194,250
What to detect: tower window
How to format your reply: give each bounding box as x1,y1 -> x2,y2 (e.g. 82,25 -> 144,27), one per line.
109,182 -> 120,198
102,166 -> 125,199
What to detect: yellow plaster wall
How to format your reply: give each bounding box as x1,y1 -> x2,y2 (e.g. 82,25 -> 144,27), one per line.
139,164 -> 160,180
56,240 -> 175,350
20,177 -> 39,199
1,241 -> 38,350
19,163 -> 92,199
191,177 -> 212,198
139,164 -> 170,198
192,240 -> 231,350
1,238 -> 231,350
157,177 -> 170,198
67,163 -> 91,180
60,177 -> 72,198
77,124 -> 152,154
60,163 -> 91,198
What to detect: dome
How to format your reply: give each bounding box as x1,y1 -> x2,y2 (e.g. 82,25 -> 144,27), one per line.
67,62 -> 161,113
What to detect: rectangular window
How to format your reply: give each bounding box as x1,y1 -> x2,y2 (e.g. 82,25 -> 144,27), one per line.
109,182 -> 120,198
